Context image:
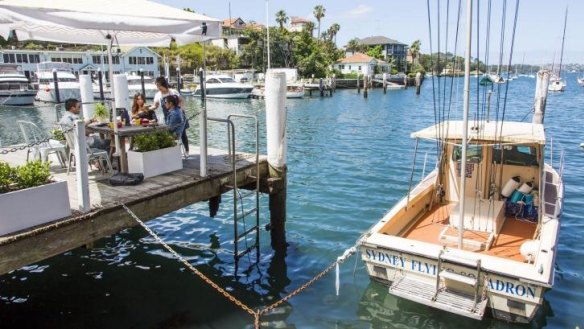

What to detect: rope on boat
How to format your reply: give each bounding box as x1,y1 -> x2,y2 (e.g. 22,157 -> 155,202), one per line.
122,203 -> 359,329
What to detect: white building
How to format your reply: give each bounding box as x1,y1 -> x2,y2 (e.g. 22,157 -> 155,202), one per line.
288,17 -> 313,33
332,53 -> 388,76
0,46 -> 160,81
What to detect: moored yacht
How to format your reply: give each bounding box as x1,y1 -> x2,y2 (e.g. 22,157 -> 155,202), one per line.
35,62 -> 80,103
0,64 -> 36,105
193,75 -> 253,99
358,0 -> 563,324
127,73 -> 157,99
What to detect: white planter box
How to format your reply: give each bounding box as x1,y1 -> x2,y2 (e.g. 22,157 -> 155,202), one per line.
127,145 -> 183,178
0,181 -> 71,236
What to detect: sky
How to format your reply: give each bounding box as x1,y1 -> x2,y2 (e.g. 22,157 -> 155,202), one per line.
153,0 -> 584,65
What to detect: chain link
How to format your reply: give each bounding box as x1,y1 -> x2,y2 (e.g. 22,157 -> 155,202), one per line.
122,203 -> 356,329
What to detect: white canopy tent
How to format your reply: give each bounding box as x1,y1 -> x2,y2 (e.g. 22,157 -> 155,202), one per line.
0,0 -> 220,184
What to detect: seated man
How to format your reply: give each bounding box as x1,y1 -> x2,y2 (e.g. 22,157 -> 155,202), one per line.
59,98 -> 110,151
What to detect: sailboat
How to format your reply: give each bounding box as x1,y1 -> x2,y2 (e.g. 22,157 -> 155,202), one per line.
358,0 -> 563,323
549,8 -> 567,92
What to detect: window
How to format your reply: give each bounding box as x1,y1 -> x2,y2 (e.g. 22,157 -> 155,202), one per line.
492,145 -> 538,166
92,55 -> 102,64
452,144 -> 483,163
348,65 -> 351,70
146,57 -> 154,64
358,66 -> 362,71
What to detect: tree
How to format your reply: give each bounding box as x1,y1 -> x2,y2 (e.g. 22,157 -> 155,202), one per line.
366,45 -> 384,60
304,21 -> 315,37
346,38 -> 367,54
410,40 -> 421,66
313,5 -> 326,41
275,10 -> 288,30
328,23 -> 340,45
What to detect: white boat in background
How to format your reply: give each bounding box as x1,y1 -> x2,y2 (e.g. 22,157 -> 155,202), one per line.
193,75 -> 253,99
0,64 -> 36,105
359,0 -> 563,323
548,8 -> 567,92
35,62 -> 80,103
251,83 -> 305,99
576,77 -> 584,87
127,74 -> 157,99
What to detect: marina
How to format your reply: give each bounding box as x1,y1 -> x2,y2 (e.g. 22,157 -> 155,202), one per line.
0,0 -> 583,328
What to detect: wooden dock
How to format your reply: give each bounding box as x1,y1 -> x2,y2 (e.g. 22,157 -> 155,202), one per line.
0,147 -> 270,276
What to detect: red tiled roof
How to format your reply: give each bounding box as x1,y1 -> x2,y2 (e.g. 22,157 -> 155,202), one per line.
337,53 -> 376,64
290,16 -> 312,25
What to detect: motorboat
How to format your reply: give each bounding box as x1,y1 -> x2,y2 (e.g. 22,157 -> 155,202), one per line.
358,0 -> 563,323
126,74 -> 157,99
35,62 -> 80,103
193,75 -> 253,99
548,76 -> 565,92
0,64 -> 36,105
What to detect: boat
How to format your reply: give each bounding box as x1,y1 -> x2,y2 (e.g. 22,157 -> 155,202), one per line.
193,74 -> 253,99
479,74 -> 493,86
35,62 -> 81,103
126,74 -> 158,99
358,0 -> 563,323
577,77 -> 584,87
0,64 -> 36,105
548,8 -> 567,92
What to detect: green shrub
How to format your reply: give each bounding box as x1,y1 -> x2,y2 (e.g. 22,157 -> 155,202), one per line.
0,161 -> 14,193
50,128 -> 65,142
0,160 -> 52,194
94,102 -> 109,121
133,131 -> 176,152
13,161 -> 51,190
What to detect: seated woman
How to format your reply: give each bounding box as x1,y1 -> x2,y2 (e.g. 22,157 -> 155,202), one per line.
163,95 -> 186,138
131,93 -> 157,121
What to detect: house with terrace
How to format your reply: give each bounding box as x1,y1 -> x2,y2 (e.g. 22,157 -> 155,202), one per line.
332,53 -> 389,76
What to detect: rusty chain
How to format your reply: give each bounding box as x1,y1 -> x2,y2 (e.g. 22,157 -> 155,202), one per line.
122,203 -> 357,329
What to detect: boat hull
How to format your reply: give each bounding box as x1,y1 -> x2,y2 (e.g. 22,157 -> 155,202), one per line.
0,90 -> 37,105
36,87 -> 81,103
193,87 -> 253,99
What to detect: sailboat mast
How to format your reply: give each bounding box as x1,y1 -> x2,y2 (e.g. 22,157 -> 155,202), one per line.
458,0 -> 473,249
558,7 -> 567,78
266,0 -> 271,69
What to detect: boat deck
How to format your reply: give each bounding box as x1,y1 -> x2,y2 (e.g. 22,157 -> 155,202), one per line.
400,203 -> 537,262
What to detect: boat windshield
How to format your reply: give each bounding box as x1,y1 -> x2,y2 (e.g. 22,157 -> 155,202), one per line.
218,77 -> 236,83
452,144 -> 483,163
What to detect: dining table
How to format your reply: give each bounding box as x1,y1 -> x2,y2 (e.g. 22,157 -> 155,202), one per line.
87,122 -> 169,173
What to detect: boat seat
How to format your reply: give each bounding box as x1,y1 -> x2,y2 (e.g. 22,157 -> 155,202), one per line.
449,197 -> 506,234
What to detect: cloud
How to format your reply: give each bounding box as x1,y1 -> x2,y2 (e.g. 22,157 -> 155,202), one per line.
345,4 -> 372,18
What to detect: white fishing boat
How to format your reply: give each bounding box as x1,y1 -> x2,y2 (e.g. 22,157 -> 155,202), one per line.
193,75 -> 253,99
35,62 -> 81,103
358,0 -> 563,323
0,64 -> 36,105
548,8 -> 567,92
251,83 -> 305,99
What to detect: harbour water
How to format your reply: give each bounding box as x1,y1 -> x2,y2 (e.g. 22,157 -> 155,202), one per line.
0,75 -> 583,328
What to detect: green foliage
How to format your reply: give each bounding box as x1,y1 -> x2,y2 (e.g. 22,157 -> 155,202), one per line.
366,45 -> 385,60
0,162 -> 13,193
14,161 -> 51,190
133,131 -> 176,152
94,103 -> 109,121
50,128 -> 65,142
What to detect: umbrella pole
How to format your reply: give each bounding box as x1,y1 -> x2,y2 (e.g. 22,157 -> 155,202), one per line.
107,41 -> 123,172
199,41 -> 208,177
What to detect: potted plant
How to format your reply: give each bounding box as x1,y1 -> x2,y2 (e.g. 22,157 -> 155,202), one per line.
127,130 -> 182,178
94,102 -> 109,122
0,160 -> 71,235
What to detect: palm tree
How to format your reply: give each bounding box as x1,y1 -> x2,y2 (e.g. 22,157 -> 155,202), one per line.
304,21 -> 315,37
346,38 -> 361,53
313,5 -> 326,41
275,10 -> 288,30
410,40 -> 421,67
328,23 -> 340,45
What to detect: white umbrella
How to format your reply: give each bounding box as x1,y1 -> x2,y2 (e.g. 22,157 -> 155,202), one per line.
0,0 -> 220,176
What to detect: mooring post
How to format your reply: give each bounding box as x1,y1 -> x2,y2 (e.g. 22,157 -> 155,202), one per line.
97,69 -> 105,101
533,70 -> 550,124
403,75 -> 408,89
79,75 -> 96,119
357,74 -> 361,93
75,120 -> 90,212
332,74 -> 336,94
383,73 -> 387,94
265,70 -> 288,250
140,68 -> 146,96
415,72 -> 422,95
52,69 -> 61,104
319,78 -> 324,97
364,75 -> 368,98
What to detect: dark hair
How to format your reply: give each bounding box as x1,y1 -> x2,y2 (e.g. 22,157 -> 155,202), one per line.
155,77 -> 170,89
64,98 -> 79,111
131,93 -> 145,115
163,95 -> 179,107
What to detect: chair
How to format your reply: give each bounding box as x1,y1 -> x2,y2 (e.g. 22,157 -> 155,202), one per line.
17,120 -> 66,167
60,123 -> 113,175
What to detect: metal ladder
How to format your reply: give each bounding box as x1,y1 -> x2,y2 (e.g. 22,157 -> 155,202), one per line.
209,115 -> 261,265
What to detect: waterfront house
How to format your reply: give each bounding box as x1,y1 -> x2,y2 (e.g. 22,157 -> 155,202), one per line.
352,36 -> 408,71
332,53 -> 389,76
288,17 -> 313,34
210,18 -> 250,56
0,46 -> 160,81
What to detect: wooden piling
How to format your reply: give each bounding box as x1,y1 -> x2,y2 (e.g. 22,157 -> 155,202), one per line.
357,74 -> 361,94
383,73 -> 387,94
415,72 -> 422,95
319,78 -> 324,97
403,75 -> 408,89
364,75 -> 368,98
